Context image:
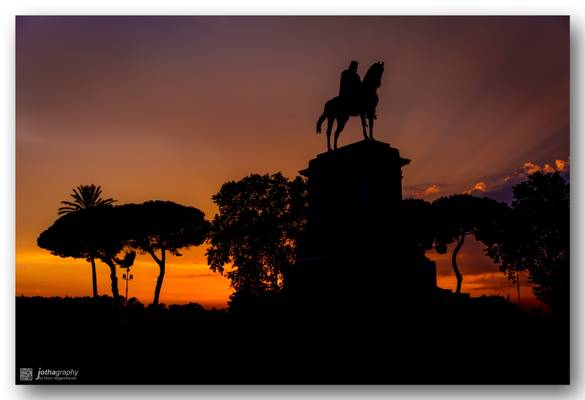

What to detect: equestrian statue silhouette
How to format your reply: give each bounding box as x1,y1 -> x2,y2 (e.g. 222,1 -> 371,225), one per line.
316,61 -> 384,151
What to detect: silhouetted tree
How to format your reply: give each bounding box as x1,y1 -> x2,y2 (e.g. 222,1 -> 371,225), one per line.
57,184 -> 116,298
37,206 -> 124,300
433,194 -> 508,294
206,173 -> 307,301
115,250 -> 136,304
486,172 -> 569,313
58,184 -> 116,215
119,201 -> 209,305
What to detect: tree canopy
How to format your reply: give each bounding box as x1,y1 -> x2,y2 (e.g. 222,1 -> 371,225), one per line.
206,173 -> 308,300
37,206 -> 125,299
432,194 -> 508,294
117,201 -> 209,305
486,171 -> 569,312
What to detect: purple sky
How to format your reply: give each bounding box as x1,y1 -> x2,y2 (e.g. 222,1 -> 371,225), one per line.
16,16 -> 569,306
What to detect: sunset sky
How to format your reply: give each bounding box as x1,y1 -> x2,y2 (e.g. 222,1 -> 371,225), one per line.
16,16 -> 569,308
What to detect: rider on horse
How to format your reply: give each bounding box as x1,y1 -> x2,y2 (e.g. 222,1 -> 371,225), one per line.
316,60 -> 383,150
339,60 -> 362,115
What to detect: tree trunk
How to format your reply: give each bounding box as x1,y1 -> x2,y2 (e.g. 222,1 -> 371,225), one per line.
90,256 -> 98,298
152,248 -> 166,306
271,253 -> 279,291
516,270 -> 521,307
452,233 -> 466,294
104,259 -> 120,300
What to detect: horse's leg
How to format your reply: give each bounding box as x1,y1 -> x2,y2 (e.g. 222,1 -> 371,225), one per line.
333,117 -> 348,150
368,114 -> 375,140
360,113 -> 368,140
326,116 -> 334,151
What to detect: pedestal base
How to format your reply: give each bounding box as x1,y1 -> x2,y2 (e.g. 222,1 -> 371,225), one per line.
291,140 -> 437,307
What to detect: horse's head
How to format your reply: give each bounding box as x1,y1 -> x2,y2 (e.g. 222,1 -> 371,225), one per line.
363,61 -> 384,89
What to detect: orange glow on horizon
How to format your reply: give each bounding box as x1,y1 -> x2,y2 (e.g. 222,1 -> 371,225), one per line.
16,247 -> 233,308
18,240 -> 542,309
16,16 -> 567,309
428,238 -> 541,309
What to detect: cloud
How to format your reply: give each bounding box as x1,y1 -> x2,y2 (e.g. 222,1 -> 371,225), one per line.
482,158 -> 570,203
424,184 -> 440,195
403,183 -> 449,200
405,158 -> 569,204
523,159 -> 568,175
555,159 -> 568,172
463,181 -> 487,195
523,161 -> 541,174
542,164 -> 556,173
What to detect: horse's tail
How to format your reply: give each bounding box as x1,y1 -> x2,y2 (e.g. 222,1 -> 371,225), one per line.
316,114 -> 326,134
316,109 -> 327,134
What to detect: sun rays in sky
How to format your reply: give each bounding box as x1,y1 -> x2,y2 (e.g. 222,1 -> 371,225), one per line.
16,16 -> 568,307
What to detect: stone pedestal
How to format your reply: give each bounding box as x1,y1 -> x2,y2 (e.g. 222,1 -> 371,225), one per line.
292,140 -> 436,307
300,140 -> 410,258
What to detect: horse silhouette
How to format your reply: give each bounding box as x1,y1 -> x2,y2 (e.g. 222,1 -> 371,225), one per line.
316,62 -> 384,151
